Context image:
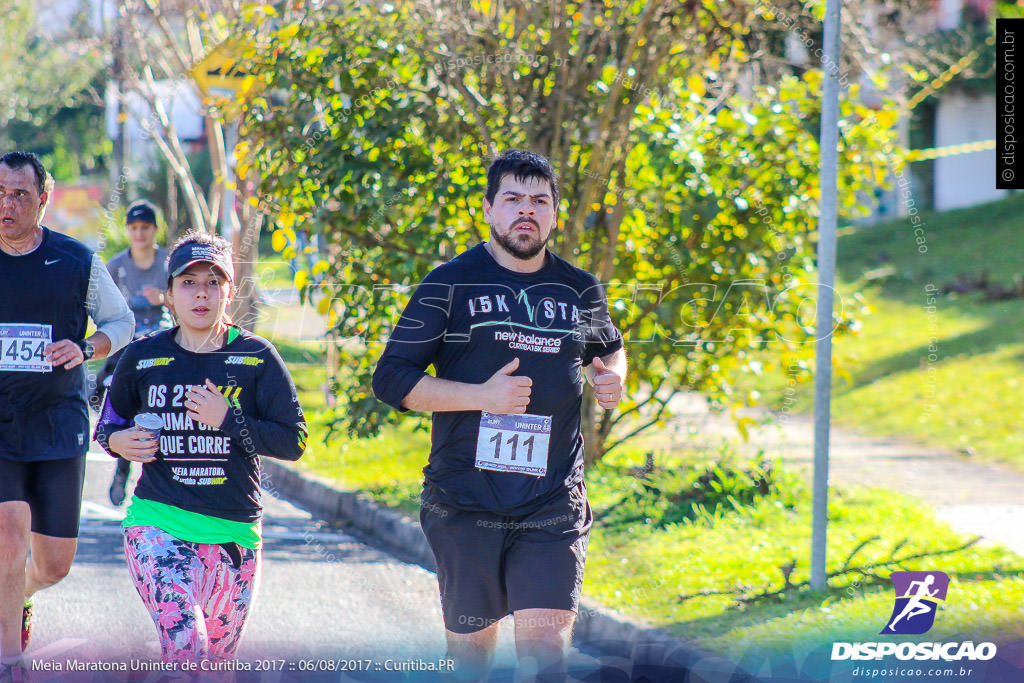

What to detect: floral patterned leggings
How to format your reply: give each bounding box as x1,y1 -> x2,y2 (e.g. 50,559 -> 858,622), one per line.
124,526 -> 260,663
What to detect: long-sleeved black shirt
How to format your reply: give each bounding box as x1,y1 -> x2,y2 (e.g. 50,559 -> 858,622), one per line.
95,325 -> 307,523
372,243 -> 623,515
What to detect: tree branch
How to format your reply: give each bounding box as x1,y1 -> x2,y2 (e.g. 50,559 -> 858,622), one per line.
603,390 -> 680,456
677,536 -> 984,604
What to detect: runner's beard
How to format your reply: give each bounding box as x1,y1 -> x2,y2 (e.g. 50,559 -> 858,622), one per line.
492,221 -> 548,260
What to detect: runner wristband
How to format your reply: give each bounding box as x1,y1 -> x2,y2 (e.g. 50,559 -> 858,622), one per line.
77,339 -> 95,360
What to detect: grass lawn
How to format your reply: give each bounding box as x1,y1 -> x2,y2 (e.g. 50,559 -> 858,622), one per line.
575,448 -> 1021,652
744,193 -> 1024,469
267,338 -> 1024,657
268,337 -> 432,514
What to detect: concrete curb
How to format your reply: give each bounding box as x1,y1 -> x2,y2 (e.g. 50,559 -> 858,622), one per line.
260,458 -> 756,682
260,458 -> 436,569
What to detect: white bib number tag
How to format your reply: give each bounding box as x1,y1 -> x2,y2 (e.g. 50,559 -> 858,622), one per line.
0,324 -> 52,373
475,412 -> 551,477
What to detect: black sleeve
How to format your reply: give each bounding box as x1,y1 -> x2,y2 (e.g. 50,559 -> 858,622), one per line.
93,343 -> 141,456
371,271 -> 452,412
218,344 -> 307,461
580,276 -> 624,366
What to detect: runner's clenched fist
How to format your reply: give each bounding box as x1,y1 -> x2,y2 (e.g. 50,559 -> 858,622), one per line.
591,356 -> 624,410
480,358 -> 532,414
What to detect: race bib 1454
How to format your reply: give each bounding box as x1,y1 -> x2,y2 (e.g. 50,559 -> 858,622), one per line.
0,324 -> 52,373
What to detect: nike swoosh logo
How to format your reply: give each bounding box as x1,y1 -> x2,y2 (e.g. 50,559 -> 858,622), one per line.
44,259 -> 60,265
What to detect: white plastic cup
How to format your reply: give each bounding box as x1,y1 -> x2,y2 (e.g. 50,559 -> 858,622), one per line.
133,413 -> 163,442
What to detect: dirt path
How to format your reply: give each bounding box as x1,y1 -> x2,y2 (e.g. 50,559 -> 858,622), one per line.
661,393 -> 1024,555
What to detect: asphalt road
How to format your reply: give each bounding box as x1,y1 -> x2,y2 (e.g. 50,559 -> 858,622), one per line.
24,450 -> 552,682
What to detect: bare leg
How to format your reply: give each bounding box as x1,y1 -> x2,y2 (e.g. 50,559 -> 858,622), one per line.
24,534 -> 77,597
513,609 -> 575,683
445,621 -> 501,682
0,503 -> 30,660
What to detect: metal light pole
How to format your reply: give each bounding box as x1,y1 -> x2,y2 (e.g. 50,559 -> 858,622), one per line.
810,0 -> 843,592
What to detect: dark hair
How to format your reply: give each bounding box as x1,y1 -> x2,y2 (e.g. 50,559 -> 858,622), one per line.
0,151 -> 53,195
485,150 -> 559,208
166,231 -> 233,289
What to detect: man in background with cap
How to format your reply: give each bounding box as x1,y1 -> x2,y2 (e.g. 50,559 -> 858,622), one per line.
95,200 -> 172,506
0,151 -> 134,681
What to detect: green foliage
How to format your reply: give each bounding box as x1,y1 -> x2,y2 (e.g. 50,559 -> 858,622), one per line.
997,0 -> 1024,20
902,13 -> 996,100
0,0 -> 104,140
1,0 -> 107,177
586,448 -> 1022,645
589,452 -> 789,530
239,1 -> 900,456
38,121 -> 109,182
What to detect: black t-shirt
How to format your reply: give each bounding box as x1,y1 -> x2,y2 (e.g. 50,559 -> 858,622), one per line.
372,243 -> 623,515
94,326 -> 307,523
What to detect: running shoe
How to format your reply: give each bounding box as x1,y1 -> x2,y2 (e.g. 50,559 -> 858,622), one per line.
109,467 -> 129,506
21,598 -> 32,652
0,660 -> 28,683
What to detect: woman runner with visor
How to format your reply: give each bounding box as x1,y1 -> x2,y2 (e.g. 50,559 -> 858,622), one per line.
95,232 -> 307,664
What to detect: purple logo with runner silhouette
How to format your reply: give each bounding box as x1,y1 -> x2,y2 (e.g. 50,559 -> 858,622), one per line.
881,571 -> 949,635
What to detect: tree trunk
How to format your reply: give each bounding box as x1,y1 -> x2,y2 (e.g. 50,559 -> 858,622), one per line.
167,167 -> 178,240
228,181 -> 263,330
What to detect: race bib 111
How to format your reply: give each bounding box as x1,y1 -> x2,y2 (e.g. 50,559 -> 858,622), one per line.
0,324 -> 52,373
475,412 -> 551,477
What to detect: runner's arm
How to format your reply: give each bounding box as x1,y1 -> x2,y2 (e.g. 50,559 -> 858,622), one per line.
93,345 -> 141,456
580,277 -> 624,376
372,278 -> 450,412
86,254 -> 136,358
217,345 -> 308,461
399,375 -> 489,412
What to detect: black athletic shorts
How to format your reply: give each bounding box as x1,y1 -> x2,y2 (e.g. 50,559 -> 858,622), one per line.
420,480 -> 593,635
0,456 -> 88,538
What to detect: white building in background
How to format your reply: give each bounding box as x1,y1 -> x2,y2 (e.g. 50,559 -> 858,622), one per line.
900,0 -> 1001,214
785,0 -> 1001,218
104,80 -> 206,153
933,91 -> 1003,211
44,0 -> 206,164
920,0 -> 1002,212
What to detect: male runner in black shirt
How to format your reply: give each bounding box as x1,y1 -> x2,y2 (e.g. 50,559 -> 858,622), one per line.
373,150 -> 626,681
0,152 -> 134,680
